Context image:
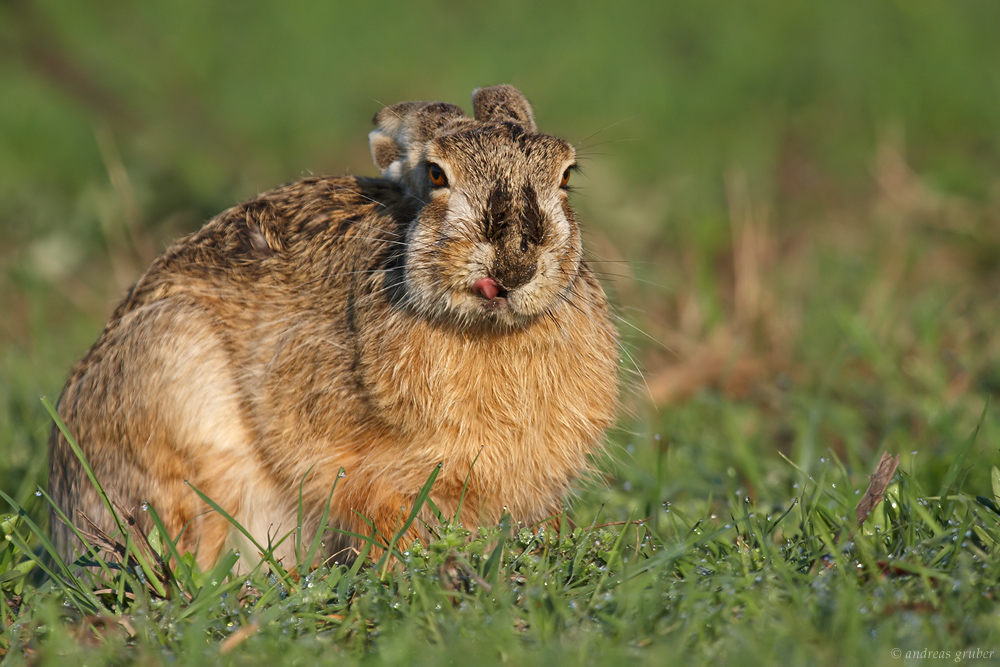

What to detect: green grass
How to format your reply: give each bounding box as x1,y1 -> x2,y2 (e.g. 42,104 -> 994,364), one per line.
3,1 -> 1000,665
4,422 -> 1000,665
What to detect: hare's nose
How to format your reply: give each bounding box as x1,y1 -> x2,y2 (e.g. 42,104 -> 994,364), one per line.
473,277 -> 501,300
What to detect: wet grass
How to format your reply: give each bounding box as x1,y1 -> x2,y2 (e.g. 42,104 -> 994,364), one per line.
3,414 -> 1000,665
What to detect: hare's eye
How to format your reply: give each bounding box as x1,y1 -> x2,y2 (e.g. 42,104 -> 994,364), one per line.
428,163 -> 448,188
560,167 -> 572,189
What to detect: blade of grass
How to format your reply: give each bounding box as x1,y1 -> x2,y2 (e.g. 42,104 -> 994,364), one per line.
177,550 -> 242,620
481,534 -> 507,586
764,498 -> 800,539
454,448 -> 482,524
119,507 -> 170,599
424,497 -> 445,525
42,399 -> 127,540
375,463 -> 442,577
42,397 -> 167,598
36,486 -> 116,582
303,470 -> 344,572
937,398 -> 990,505
351,511 -> 390,548
145,504 -> 195,596
587,510 -> 634,609
295,465 -> 316,568
627,522 -> 735,579
0,560 -> 35,586
346,524 -> 380,580
0,489 -> 102,610
3,528 -> 98,613
184,481 -> 291,586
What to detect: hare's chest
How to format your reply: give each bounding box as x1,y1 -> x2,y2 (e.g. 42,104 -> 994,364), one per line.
360,314 -> 619,451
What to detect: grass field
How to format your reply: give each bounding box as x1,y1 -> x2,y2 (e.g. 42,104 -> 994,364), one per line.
2,1 -> 1000,665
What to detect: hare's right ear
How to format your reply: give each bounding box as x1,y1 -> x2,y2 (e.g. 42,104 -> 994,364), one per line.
369,101 -> 467,184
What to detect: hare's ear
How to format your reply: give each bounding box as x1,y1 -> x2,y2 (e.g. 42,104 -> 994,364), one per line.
472,85 -> 536,132
369,101 -> 467,183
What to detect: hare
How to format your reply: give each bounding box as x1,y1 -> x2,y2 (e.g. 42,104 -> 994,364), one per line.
49,85 -> 620,569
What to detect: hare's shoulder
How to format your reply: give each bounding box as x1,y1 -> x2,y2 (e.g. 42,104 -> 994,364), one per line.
241,176 -> 407,249
168,176 -> 404,275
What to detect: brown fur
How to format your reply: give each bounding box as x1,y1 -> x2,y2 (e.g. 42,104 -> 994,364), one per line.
49,86 -> 619,569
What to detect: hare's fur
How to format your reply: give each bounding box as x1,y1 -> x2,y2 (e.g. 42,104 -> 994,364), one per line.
49,86 -> 619,568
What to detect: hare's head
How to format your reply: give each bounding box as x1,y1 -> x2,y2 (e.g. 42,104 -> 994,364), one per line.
369,85 -> 582,329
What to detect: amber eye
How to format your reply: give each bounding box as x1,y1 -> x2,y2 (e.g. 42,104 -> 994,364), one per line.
428,163 -> 448,187
560,166 -> 572,188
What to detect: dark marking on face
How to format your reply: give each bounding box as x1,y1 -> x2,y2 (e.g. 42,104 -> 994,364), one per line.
484,182 -> 544,291
486,183 -> 511,242
521,183 -> 544,245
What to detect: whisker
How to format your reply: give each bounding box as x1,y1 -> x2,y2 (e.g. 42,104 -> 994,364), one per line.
572,117 -> 637,151
609,313 -> 679,359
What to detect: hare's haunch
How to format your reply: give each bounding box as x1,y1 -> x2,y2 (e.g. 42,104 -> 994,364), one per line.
49,85 -> 620,568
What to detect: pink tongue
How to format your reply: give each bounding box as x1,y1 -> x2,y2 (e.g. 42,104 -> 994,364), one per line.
473,277 -> 501,300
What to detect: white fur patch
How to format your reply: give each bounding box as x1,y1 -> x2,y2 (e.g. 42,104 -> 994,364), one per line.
542,192 -> 572,244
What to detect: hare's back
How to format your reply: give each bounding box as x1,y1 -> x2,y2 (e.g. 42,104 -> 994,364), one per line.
111,176 -> 407,315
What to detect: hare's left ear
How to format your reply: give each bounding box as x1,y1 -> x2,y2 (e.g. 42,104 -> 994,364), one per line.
369,101 -> 467,183
472,85 -> 536,132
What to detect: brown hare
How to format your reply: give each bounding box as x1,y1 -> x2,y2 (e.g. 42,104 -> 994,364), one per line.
49,85 -> 619,569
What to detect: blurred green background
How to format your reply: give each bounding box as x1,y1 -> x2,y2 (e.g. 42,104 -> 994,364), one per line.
2,1 -> 999,515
